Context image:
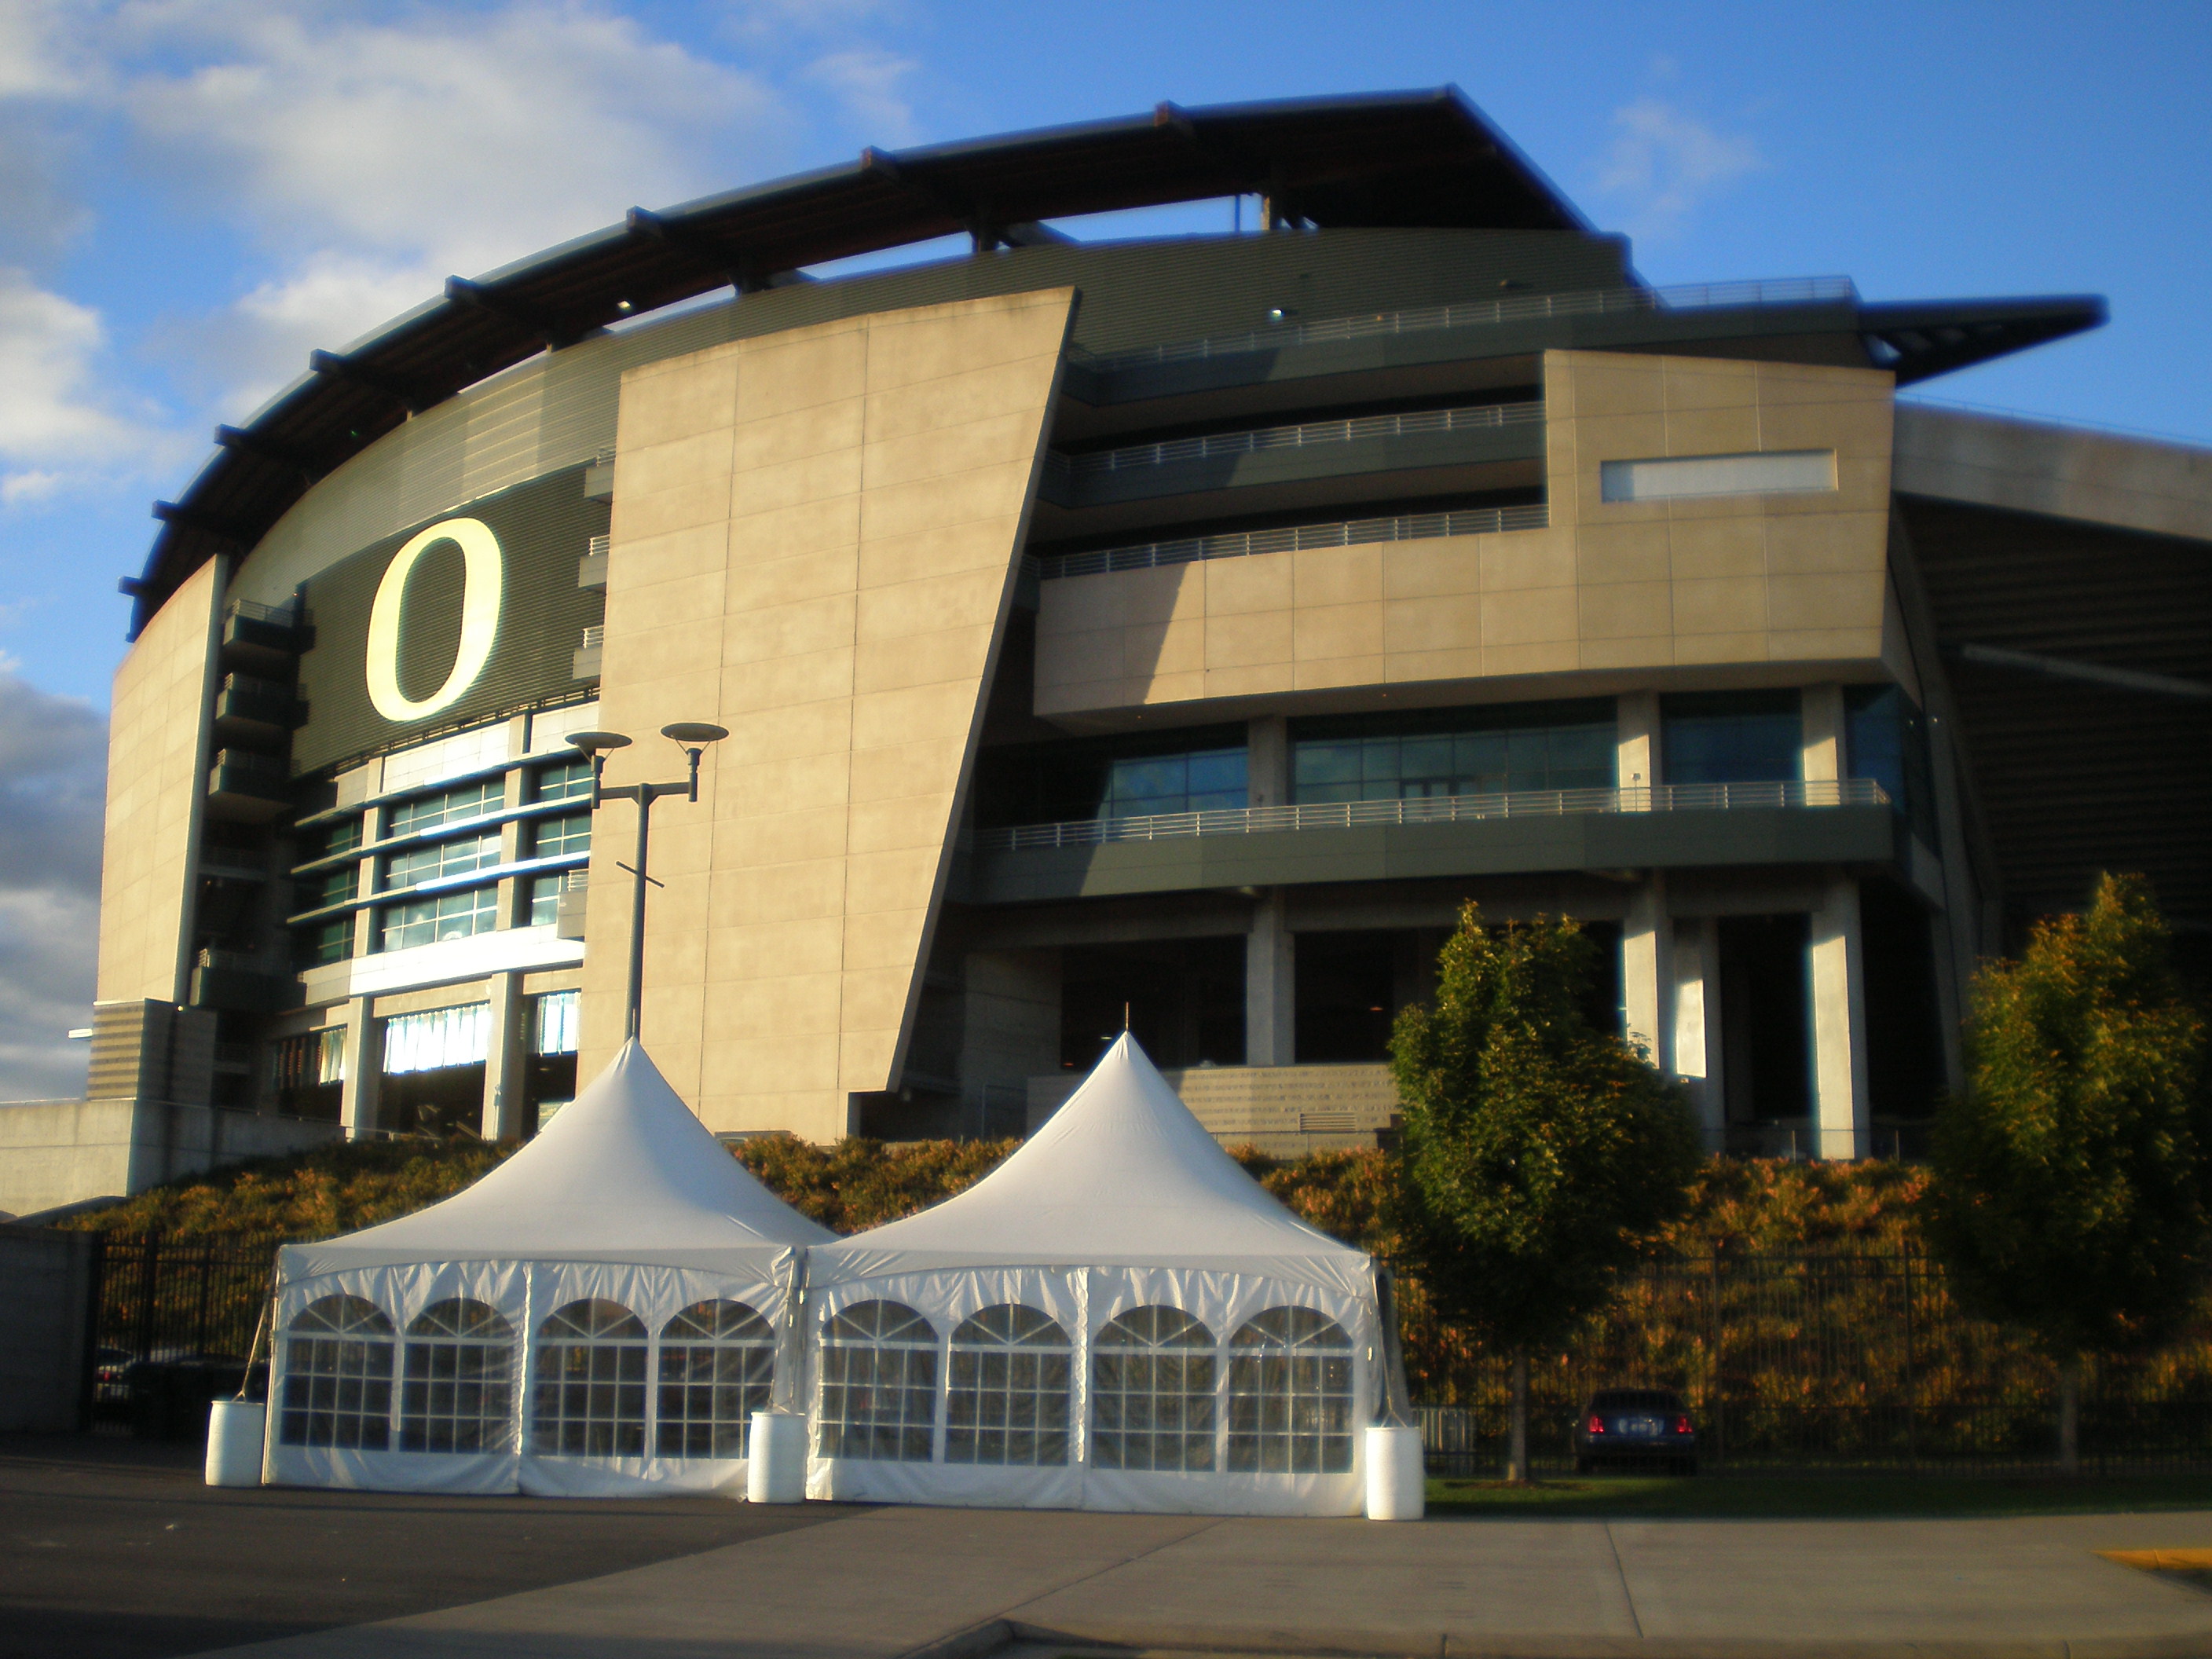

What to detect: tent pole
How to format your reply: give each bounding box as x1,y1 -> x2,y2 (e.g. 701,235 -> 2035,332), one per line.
625,790 -> 654,1041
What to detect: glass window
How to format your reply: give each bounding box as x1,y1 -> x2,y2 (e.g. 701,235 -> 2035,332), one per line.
1227,1306 -> 1356,1474
533,990 -> 580,1055
386,778 -> 505,839
294,917 -> 354,969
305,866 -> 357,910
528,873 -> 567,927
972,725 -> 1250,828
1661,690 -> 1802,786
279,1295 -> 394,1449
657,1301 -> 775,1459
383,1004 -> 490,1073
310,816 -> 362,859
816,1301 -> 939,1462
1846,684 -> 1936,842
531,1299 -> 648,1457
1090,1306 -> 1216,1472
946,1304 -> 1072,1467
1291,700 -> 1616,804
273,1028 -> 346,1118
400,1300 -> 515,1454
383,831 -> 502,892
531,813 -> 591,859
533,757 -> 593,803
379,886 -> 499,952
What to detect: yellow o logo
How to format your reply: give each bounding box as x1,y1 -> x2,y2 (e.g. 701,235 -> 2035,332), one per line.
365,517 -> 503,722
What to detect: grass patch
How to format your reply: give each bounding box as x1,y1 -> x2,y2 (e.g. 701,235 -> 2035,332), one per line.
1426,1471 -> 2212,1519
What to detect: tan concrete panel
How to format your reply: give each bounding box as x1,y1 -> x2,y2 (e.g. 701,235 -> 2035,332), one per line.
1674,631 -> 1771,665
1382,592 -> 1485,654
1765,511 -> 1888,574
1767,572 -> 1886,633
1668,518 -> 1768,580
96,558 -> 221,1006
1580,635 -> 1676,671
1292,601 -> 1384,661
1291,544 -> 1382,608
1204,609 -> 1295,671
1482,586 -> 1579,647
584,287 -> 1071,1137
1579,581 -> 1674,640
1576,522 -> 1672,586
1672,576 -> 1770,635
1204,551 -> 1295,615
617,428 -> 735,500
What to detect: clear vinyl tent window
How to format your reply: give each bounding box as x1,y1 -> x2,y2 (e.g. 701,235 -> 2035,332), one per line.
1090,1306 -> 1217,1472
1226,1306 -> 1356,1474
816,1301 -> 939,1463
400,1299 -> 515,1453
656,1300 -> 775,1459
531,1299 -> 649,1457
945,1304 -> 1072,1467
279,1295 -> 395,1449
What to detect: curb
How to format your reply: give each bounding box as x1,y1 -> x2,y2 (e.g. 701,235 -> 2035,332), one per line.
914,1619 -> 2212,1659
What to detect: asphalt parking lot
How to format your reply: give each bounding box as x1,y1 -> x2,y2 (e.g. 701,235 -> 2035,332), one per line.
0,1434 -> 854,1659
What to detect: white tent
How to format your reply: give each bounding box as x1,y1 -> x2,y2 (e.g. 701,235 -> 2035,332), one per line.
800,1034 -> 1394,1515
264,1042 -> 833,1498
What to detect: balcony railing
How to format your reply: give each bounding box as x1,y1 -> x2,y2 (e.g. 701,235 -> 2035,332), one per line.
1067,277 -> 1859,373
1031,503 -> 1551,581
975,778 -> 1890,853
1048,400 -> 1543,486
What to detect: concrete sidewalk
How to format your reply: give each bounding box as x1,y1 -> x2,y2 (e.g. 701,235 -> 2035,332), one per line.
191,1502 -> 2212,1659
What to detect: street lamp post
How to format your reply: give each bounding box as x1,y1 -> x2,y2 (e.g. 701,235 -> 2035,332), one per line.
566,722 -> 729,1042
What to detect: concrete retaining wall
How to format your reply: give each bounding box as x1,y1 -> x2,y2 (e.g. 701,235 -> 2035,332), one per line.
0,1097 -> 341,1221
0,1225 -> 96,1431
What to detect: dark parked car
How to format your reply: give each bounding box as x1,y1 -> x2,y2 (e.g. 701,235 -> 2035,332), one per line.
1573,1387 -> 1698,1474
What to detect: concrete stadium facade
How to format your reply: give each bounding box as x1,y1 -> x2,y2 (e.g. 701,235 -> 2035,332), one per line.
7,90 -> 2207,1216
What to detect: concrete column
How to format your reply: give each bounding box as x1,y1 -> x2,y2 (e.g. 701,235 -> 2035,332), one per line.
1247,715 -> 1289,809
339,994 -> 383,1140
350,801 -> 383,959
498,766 -> 528,926
1801,683 -> 1844,787
1621,873 -> 1671,1071
1672,917 -> 1725,1150
1810,873 -> 1871,1160
482,972 -> 528,1140
1617,691 -> 1659,802
1246,888 -> 1295,1067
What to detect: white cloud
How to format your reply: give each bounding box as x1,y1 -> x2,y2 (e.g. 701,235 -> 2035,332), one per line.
1595,98 -> 1763,240
0,670 -> 104,1101
105,4 -> 794,412
0,263 -> 175,497
803,46 -> 918,146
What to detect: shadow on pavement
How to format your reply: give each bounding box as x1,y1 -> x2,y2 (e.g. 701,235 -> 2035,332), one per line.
0,1433 -> 860,1659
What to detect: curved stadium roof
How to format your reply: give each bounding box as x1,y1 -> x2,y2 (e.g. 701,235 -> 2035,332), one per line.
126,86 -> 2100,634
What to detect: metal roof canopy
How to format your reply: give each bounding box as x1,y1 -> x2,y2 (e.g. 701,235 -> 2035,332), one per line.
127,86 -> 1584,632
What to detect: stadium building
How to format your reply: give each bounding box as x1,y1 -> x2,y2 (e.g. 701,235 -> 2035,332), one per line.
6,90 -> 2208,1214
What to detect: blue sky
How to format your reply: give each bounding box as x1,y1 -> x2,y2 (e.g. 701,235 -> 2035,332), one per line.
0,0 -> 2203,1096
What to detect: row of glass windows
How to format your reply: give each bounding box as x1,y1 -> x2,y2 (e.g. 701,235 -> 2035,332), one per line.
281,1294 -> 1355,1476
977,690 -> 1930,827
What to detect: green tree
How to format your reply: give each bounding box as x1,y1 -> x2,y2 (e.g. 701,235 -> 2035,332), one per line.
1388,902 -> 1702,1479
1929,873 -> 2212,1473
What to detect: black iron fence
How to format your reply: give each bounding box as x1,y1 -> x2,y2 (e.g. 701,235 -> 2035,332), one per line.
1418,1252 -> 2212,1476
88,1232 -> 285,1432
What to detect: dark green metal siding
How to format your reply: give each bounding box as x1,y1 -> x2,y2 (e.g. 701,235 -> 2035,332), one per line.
290,466 -> 606,776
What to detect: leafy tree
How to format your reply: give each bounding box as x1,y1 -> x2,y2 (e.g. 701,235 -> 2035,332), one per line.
1388,902 -> 1702,1478
1929,873 -> 2212,1473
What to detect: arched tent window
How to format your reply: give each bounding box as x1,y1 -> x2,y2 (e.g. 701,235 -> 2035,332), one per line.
280,1295 -> 395,1449
531,1299 -> 648,1457
400,1300 -> 515,1454
946,1304 -> 1071,1467
1228,1306 -> 1356,1474
656,1300 -> 775,1459
1090,1306 -> 1216,1472
817,1301 -> 938,1462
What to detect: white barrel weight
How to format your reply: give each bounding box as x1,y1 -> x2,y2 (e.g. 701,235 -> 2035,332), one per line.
205,1399 -> 267,1488
1364,1423 -> 1426,1520
746,1411 -> 808,1503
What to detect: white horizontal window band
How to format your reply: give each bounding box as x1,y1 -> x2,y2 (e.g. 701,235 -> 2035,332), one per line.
1599,449 -> 1837,503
